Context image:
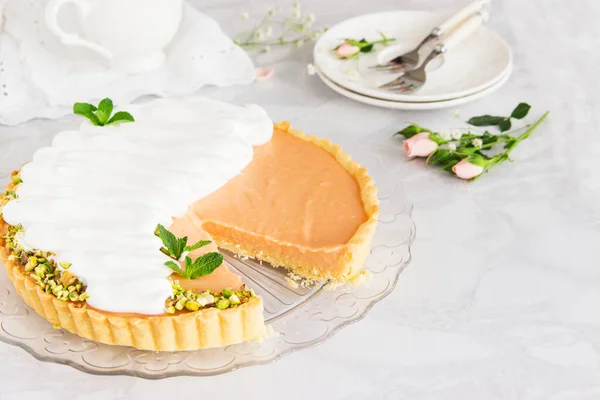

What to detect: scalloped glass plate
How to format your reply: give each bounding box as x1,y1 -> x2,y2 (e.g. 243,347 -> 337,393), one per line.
0,147 -> 415,378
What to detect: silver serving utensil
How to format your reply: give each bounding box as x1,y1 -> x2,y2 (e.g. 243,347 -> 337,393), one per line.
371,0 -> 488,73
379,12 -> 487,93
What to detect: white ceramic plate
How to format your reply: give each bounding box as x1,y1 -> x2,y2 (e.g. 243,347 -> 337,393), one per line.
313,11 -> 512,103
316,64 -> 511,110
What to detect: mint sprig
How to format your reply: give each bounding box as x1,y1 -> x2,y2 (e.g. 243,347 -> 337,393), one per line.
467,102 -> 531,132
155,224 -> 223,279
73,98 -> 134,126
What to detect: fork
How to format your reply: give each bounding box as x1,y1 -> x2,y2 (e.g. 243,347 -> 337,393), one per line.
378,12 -> 487,93
371,0 -> 488,73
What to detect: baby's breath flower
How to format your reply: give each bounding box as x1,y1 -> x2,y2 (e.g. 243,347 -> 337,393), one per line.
451,129 -> 462,140
472,138 -> 483,148
295,39 -> 304,48
263,45 -> 271,53
264,26 -> 273,37
447,142 -> 457,152
306,63 -> 317,75
306,13 -> 316,23
241,12 -> 249,20
293,8 -> 302,19
254,30 -> 264,41
452,109 -> 461,118
293,1 -> 301,9
438,131 -> 452,141
267,8 -> 276,16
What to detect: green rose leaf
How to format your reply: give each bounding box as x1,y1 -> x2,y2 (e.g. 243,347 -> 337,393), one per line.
498,118 -> 512,132
394,124 -> 430,139
510,103 -> 531,119
466,115 -> 505,126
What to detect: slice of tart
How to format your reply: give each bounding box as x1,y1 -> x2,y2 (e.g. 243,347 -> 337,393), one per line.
0,98 -> 378,351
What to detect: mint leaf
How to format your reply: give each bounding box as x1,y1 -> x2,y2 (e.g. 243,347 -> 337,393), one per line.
73,103 -> 101,126
97,98 -> 113,125
155,224 -> 181,259
106,111 -> 135,125
394,124 -> 430,139
73,98 -> 134,127
499,118 -> 512,132
187,252 -> 223,279
165,260 -> 186,277
511,103 -> 531,119
73,102 -> 97,113
184,240 -> 212,253
467,115 -> 505,126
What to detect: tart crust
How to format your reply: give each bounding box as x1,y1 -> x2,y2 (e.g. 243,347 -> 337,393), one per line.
0,243 -> 265,351
0,122 -> 379,350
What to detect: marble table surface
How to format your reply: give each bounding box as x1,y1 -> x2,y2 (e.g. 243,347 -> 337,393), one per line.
1,0 -> 599,398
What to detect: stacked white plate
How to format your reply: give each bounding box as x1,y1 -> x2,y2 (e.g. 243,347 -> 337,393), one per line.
313,11 -> 512,110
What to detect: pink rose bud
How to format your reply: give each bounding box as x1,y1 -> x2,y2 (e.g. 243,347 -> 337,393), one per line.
336,43 -> 360,58
452,159 -> 484,180
402,132 -> 438,157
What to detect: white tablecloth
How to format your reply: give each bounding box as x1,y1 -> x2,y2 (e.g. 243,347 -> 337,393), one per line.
1,0 -> 599,398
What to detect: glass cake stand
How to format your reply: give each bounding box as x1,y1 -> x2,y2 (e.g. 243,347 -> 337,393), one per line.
0,149 -> 415,379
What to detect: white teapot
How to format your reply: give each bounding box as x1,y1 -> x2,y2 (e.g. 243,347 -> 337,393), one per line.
44,0 -> 183,73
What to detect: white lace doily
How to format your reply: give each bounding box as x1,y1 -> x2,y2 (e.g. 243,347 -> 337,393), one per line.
0,0 -> 255,126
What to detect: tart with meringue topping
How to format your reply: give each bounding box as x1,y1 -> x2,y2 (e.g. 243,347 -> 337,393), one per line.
0,97 -> 378,350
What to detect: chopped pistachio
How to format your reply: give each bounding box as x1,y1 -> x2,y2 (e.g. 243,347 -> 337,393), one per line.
221,288 -> 233,298
59,261 -> 72,270
166,306 -> 176,314
229,294 -> 241,305
216,299 -> 230,310
185,301 -> 199,311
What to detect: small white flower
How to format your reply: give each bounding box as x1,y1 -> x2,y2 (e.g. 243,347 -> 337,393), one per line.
311,32 -> 320,40
306,63 -> 317,75
451,129 -> 462,140
452,109 -> 461,118
262,45 -> 271,53
438,131 -> 452,141
241,12 -> 249,20
264,26 -> 273,37
306,13 -> 315,23
295,39 -> 304,48
472,138 -> 483,148
447,142 -> 457,152
267,8 -> 276,16
293,1 -> 301,9
254,30 -> 264,41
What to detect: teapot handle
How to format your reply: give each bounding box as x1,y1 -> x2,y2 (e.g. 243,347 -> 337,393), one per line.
44,0 -> 113,59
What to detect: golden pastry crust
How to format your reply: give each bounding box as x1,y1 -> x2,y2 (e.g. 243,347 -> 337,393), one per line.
0,240 -> 264,351
208,122 -> 380,283
0,123 -> 379,350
